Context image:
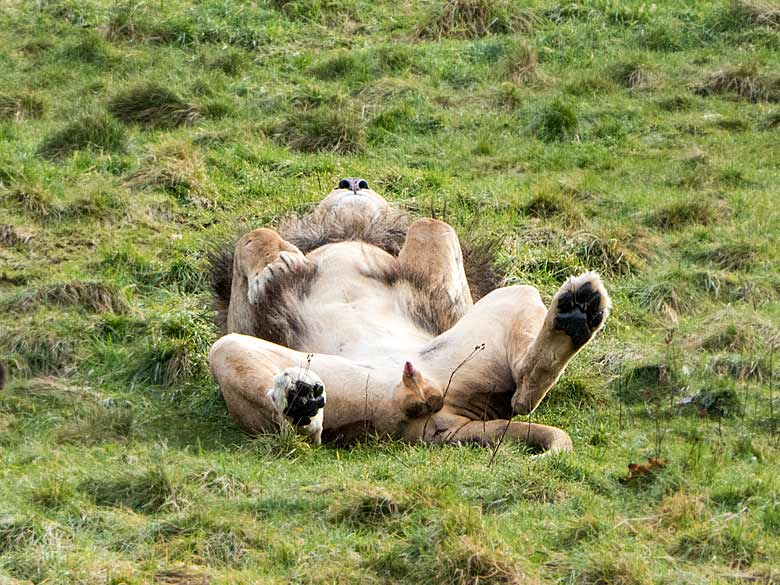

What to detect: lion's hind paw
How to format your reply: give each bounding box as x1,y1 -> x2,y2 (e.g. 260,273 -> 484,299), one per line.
552,272 -> 611,349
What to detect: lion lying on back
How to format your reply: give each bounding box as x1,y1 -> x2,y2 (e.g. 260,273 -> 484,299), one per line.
208,178 -> 610,452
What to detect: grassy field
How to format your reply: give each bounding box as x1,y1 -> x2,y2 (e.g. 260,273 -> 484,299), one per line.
2,0 -> 780,583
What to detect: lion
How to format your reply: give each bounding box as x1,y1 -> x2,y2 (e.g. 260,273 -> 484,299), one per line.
208,178 -> 611,452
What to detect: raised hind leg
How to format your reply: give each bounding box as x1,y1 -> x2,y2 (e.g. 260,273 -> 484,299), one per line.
509,271 -> 611,415
409,273 -> 610,453
395,218 -> 473,334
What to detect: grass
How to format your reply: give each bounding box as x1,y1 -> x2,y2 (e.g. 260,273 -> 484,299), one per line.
109,84 -> 199,128
1,1 -> 780,583
416,0 -> 535,40
38,114 -> 127,159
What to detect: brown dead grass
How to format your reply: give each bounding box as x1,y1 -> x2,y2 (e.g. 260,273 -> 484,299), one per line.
0,224 -> 33,247
730,0 -> 780,30
694,64 -> 780,103
7,282 -> 129,314
127,140 -> 213,207
416,0 -> 535,40
0,93 -> 45,121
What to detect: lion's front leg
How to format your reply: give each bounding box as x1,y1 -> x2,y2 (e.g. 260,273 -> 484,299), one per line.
209,334 -> 327,444
510,271 -> 611,415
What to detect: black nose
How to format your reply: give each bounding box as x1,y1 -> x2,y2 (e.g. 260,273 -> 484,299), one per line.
337,178 -> 369,193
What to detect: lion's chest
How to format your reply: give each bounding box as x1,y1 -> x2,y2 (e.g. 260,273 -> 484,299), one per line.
297,242 -> 432,363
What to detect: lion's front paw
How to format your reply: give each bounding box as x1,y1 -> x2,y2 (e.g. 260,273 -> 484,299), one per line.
552,272 -> 611,348
248,251 -> 309,304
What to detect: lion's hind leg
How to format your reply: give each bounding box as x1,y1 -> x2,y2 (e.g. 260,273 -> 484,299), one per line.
396,218 -> 473,334
441,419 -> 573,454
511,271 -> 611,415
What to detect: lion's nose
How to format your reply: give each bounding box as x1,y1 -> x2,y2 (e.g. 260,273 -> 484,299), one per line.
337,178 -> 369,193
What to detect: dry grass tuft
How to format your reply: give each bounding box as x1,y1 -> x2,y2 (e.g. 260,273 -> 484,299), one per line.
440,536 -> 527,585
522,185 -> 584,226
710,354 -> 771,382
574,555 -> 650,585
610,60 -> 655,90
8,281 -> 130,314
694,64 -> 780,103
416,0 -> 535,40
127,140 -> 212,207
0,224 -> 33,247
5,184 -> 61,219
569,230 -> 647,276
694,241 -> 759,271
329,485 -> 408,527
631,271 -> 700,319
269,108 -> 365,154
658,490 -> 710,529
78,465 -> 182,513
2,328 -> 77,376
109,84 -> 199,129
502,41 -> 538,85
729,0 -> 780,30
0,94 -> 45,121
645,200 -> 716,230
761,110 -> 780,129
57,401 -> 135,445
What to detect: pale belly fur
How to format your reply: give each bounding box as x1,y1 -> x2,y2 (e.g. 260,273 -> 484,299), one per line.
297,241 -> 433,366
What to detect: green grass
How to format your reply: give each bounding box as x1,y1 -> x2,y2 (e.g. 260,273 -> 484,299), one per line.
1,1 -> 780,583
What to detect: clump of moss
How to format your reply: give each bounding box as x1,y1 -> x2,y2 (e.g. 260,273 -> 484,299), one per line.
529,99 -> 578,142
269,109 -> 365,154
39,114 -> 127,159
416,0 -> 535,40
109,84 -> 199,128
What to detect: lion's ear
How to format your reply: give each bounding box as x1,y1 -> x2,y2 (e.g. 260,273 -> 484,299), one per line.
402,361 -> 416,383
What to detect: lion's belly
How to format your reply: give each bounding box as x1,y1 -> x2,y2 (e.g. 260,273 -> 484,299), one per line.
297,242 -> 432,364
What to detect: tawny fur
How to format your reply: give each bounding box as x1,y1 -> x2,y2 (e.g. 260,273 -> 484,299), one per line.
208,182 -> 611,453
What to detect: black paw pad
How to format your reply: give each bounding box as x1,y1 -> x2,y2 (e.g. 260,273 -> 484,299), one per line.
284,380 -> 325,427
554,285 -> 605,348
